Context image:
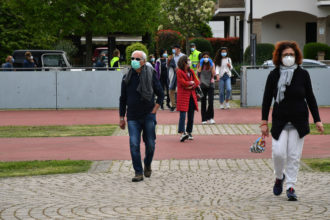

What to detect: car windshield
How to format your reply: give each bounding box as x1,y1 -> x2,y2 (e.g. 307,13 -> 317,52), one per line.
43,54 -> 66,67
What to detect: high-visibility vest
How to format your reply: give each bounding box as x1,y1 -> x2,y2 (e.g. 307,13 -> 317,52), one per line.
189,50 -> 201,72
110,57 -> 120,70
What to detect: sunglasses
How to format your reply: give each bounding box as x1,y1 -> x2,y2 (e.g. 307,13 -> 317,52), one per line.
131,57 -> 142,61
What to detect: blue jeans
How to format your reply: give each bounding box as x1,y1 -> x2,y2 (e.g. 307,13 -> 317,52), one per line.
127,113 -> 157,175
219,73 -> 231,103
178,96 -> 195,134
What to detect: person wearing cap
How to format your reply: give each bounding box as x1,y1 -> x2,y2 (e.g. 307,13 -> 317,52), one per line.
188,42 -> 201,72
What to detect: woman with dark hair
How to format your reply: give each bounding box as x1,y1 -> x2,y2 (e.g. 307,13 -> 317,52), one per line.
214,47 -> 233,109
197,52 -> 216,124
176,55 -> 200,142
261,41 -> 324,201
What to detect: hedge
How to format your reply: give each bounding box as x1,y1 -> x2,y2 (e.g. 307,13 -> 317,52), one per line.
125,43 -> 148,63
189,38 -> 213,56
244,43 -> 275,65
303,42 -> 330,60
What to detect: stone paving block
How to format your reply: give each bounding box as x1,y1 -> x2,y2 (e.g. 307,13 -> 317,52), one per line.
170,125 -> 177,135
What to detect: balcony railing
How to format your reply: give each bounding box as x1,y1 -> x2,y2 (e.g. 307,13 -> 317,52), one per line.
317,0 -> 330,6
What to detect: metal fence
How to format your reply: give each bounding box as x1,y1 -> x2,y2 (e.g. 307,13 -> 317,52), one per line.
241,66 -> 330,107
0,68 -> 126,109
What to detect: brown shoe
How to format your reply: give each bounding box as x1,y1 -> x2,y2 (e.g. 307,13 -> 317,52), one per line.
144,165 -> 152,178
132,174 -> 143,182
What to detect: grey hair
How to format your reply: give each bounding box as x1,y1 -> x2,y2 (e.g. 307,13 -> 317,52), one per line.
132,50 -> 147,61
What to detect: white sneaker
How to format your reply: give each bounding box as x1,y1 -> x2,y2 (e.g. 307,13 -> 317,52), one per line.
220,104 -> 224,109
225,102 -> 230,109
202,121 -> 207,125
209,119 -> 215,124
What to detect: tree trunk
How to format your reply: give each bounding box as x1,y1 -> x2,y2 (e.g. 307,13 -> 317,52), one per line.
185,35 -> 190,56
85,31 -> 93,67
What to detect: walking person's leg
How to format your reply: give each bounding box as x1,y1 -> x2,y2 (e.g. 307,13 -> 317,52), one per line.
208,87 -> 215,123
225,77 -> 232,109
127,120 -> 144,182
186,96 -> 195,139
142,113 -> 157,178
285,128 -> 304,200
169,89 -> 176,111
178,111 -> 189,142
201,87 -> 207,123
219,78 -> 225,109
272,130 -> 289,195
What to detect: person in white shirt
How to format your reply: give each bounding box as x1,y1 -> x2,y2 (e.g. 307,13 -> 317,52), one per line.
214,47 -> 233,109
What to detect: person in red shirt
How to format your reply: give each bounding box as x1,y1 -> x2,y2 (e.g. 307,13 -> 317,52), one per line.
176,55 -> 200,142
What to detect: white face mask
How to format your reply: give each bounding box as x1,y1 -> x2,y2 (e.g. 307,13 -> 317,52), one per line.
282,56 -> 295,67
204,58 -> 209,63
187,61 -> 192,66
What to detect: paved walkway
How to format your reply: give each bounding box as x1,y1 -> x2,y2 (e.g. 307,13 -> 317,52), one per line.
1,102 -> 330,219
1,159 -> 330,219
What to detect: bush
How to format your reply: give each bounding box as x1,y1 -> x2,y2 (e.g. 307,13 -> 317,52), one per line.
189,38 -> 213,56
303,42 -> 330,60
244,43 -> 274,65
53,40 -> 78,60
206,37 -> 240,63
155,29 -> 183,57
125,43 -> 148,63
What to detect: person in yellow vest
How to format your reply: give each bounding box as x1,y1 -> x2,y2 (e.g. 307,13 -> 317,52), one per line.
188,43 -> 201,72
110,49 -> 120,70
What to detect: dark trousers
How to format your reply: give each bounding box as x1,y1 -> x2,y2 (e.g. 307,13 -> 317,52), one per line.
160,78 -> 170,107
178,96 -> 195,133
201,86 -> 214,122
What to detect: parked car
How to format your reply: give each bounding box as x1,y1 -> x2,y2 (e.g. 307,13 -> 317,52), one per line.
12,50 -> 71,70
262,59 -> 329,68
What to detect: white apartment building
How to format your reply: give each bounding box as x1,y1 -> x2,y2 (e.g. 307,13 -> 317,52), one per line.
213,0 -> 330,53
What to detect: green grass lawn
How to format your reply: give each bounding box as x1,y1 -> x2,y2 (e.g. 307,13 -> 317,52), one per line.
0,160 -> 92,178
302,158 -> 330,172
0,124 -> 117,138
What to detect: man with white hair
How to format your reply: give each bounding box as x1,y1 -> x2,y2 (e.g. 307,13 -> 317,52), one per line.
119,50 -> 164,182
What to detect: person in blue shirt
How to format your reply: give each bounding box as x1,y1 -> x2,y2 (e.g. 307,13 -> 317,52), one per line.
119,50 -> 164,182
23,51 -> 36,71
2,56 -> 14,71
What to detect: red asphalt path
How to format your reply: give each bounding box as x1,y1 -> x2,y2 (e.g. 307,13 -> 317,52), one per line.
1,107 -> 330,126
0,108 -> 329,161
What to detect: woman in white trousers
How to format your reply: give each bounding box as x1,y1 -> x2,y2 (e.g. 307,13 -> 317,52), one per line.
261,41 -> 324,201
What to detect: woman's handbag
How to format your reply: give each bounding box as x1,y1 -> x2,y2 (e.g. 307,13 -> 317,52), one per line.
195,86 -> 204,100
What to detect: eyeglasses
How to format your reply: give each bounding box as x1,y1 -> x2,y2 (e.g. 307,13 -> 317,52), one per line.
131,57 -> 142,61
282,53 -> 295,57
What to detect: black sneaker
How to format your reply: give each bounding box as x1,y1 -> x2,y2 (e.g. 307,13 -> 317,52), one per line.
144,165 -> 152,178
170,107 -> 176,112
188,133 -> 194,140
180,133 -> 189,142
286,187 -> 297,201
273,174 -> 285,196
132,174 -> 143,182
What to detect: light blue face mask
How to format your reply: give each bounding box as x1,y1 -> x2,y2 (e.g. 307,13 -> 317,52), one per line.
151,58 -> 155,62
221,52 -> 227,57
163,53 -> 168,58
172,49 -> 176,54
191,48 -> 195,52
131,60 -> 141,70
11,58 -> 15,63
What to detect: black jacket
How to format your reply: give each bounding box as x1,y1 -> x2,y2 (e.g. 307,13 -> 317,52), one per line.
262,66 -> 321,140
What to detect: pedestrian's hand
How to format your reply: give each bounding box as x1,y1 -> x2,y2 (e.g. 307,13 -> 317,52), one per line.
260,123 -> 269,137
190,81 -> 195,85
227,63 -> 231,68
316,121 -> 324,134
119,119 -> 126,130
216,75 -> 220,81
